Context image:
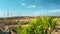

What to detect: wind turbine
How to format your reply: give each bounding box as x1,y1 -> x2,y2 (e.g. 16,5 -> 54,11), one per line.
7,11 -> 9,17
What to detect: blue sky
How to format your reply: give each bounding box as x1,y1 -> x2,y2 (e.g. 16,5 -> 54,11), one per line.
0,0 -> 60,17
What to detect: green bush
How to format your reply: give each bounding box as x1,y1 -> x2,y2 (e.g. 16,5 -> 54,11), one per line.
17,16 -> 57,34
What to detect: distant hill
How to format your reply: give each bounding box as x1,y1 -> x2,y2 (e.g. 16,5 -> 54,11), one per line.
0,16 -> 34,23
0,16 -> 60,23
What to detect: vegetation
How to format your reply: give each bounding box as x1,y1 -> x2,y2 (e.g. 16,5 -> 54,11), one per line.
17,16 -> 58,34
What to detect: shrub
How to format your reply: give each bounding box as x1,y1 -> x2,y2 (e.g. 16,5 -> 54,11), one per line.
17,16 -> 57,34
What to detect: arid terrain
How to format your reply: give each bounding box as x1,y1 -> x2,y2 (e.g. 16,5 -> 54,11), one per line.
0,16 -> 60,34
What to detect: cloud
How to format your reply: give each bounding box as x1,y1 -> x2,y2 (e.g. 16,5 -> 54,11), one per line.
0,11 -> 20,17
47,10 -> 60,13
0,11 -> 7,17
31,9 -> 60,16
21,3 -> 26,6
22,0 -> 25,1
0,9 -> 60,17
35,0 -> 42,3
28,5 -> 36,8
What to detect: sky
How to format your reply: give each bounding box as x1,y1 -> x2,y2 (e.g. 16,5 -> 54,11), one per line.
0,0 -> 60,17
